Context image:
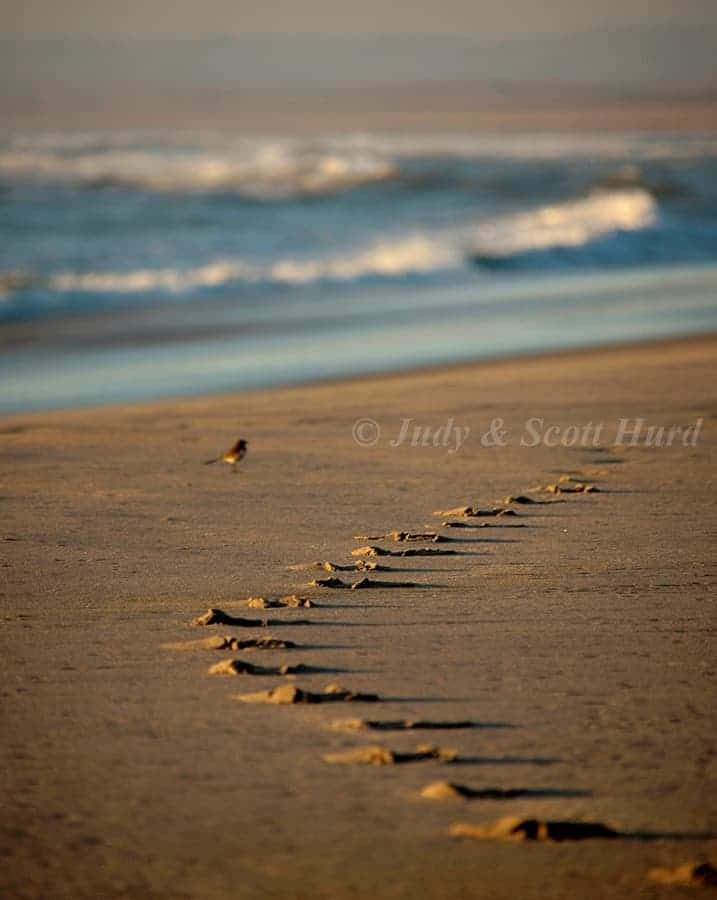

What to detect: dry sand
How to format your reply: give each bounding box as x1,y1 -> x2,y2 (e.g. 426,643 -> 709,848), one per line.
1,336 -> 716,899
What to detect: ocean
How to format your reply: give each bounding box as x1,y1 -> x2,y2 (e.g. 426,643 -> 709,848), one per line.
1,129 -> 717,412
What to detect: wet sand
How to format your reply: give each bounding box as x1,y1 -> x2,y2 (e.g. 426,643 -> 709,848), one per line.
1,335 -> 716,899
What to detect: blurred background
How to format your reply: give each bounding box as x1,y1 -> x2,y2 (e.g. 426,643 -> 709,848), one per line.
2,0 -> 717,411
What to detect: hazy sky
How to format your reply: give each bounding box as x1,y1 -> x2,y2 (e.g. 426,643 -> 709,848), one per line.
4,0 -> 717,38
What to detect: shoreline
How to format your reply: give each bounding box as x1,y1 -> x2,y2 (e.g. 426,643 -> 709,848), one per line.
2,330 -> 716,422
2,334 -> 716,899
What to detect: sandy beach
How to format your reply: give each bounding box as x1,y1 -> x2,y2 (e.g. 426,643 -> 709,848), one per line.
1,335 -> 716,899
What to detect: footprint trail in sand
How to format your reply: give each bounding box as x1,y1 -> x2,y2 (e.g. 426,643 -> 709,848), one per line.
163,464 -> 707,884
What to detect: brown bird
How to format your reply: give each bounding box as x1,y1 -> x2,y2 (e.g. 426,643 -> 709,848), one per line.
204,438 -> 248,472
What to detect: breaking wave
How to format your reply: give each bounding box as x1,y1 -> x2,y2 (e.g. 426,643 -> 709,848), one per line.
2,129 -> 716,199
0,188 -> 659,305
469,188 -> 658,262
46,233 -> 462,294
0,140 -> 396,198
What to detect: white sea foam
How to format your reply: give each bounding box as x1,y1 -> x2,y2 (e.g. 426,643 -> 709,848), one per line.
50,261 -> 257,294
2,130 -> 715,198
13,233 -> 459,299
0,138 -> 396,197
267,234 -> 461,283
40,188 -> 658,296
470,188 -> 658,259
48,233 -> 462,294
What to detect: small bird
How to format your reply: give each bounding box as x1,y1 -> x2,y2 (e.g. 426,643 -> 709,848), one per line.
203,438 -> 248,473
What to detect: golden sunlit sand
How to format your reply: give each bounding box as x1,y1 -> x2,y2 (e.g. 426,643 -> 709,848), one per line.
1,336 -> 715,898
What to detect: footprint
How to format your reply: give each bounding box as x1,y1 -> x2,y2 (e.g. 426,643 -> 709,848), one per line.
398,547 -> 457,557
164,635 -> 296,651
330,718 -> 475,732
309,577 -> 416,590
421,782 -> 577,800
351,577 -> 418,589
529,483 -> 599,494
500,495 -> 561,505
191,608 -> 311,627
434,507 -> 518,518
442,521 -> 525,529
235,636 -> 295,650
323,744 -> 457,765
289,560 -> 384,572
164,635 -> 239,651
648,862 -> 717,887
234,683 -> 380,705
449,817 -> 618,842
245,595 -> 314,608
352,545 -> 398,557
208,658 -> 313,676
353,531 -> 448,543
191,608 -> 267,628
352,545 -> 457,558
557,474 -> 599,484
309,577 -> 352,589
